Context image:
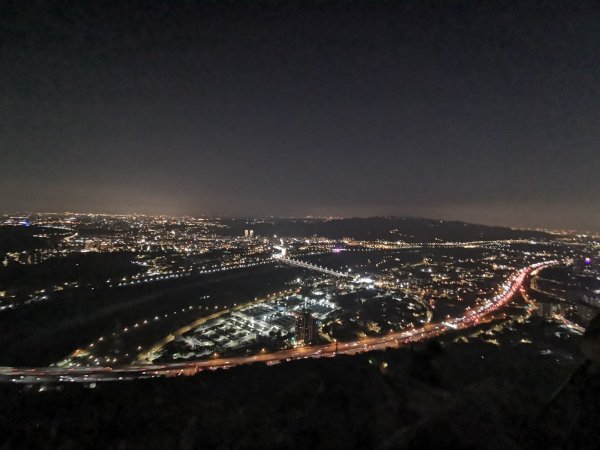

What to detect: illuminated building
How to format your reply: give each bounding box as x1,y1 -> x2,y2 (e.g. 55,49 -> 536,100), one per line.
295,308 -> 316,344
535,302 -> 561,319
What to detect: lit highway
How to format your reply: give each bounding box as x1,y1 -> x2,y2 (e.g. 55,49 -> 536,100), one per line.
0,261 -> 558,384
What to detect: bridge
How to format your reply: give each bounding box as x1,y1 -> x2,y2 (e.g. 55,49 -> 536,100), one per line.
273,255 -> 352,278
271,242 -> 351,278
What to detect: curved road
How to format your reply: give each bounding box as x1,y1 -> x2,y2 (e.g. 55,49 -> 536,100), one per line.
0,261 -> 558,383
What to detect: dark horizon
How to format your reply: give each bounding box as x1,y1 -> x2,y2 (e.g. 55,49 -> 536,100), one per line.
2,1 -> 599,231
3,209 -> 595,233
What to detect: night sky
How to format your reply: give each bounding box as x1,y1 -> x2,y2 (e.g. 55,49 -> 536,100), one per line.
2,1 -> 599,230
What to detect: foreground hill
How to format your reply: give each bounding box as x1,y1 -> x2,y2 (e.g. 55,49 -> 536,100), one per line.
0,318 -> 596,449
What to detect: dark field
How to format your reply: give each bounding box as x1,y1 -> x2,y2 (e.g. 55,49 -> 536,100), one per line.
0,263 -> 307,366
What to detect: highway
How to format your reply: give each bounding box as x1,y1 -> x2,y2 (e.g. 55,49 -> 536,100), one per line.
0,261 -> 558,384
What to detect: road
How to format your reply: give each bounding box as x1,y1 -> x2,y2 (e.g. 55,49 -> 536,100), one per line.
0,261 -> 558,384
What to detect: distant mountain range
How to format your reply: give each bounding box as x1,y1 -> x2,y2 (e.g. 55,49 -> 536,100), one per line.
224,217 -> 554,242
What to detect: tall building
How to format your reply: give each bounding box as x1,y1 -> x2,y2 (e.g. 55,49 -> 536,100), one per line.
295,308 -> 316,344
535,301 -> 561,319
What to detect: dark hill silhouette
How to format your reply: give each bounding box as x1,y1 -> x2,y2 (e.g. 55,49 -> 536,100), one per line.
223,217 -> 553,242
0,321 -> 595,450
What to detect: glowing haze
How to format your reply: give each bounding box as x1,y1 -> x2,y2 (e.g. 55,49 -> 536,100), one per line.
1,1 -> 599,230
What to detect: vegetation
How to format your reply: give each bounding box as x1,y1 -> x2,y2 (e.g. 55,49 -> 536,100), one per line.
1,335 -> 595,449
